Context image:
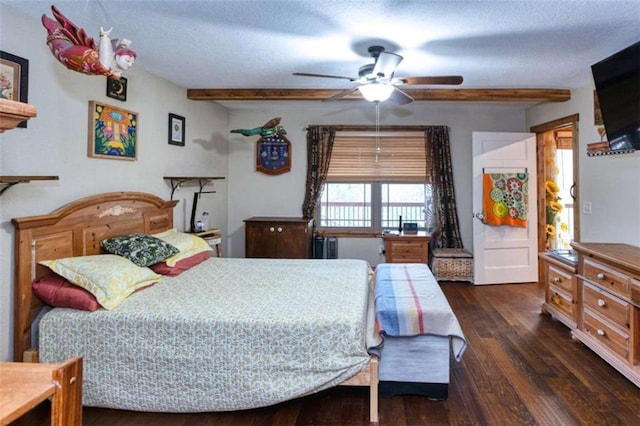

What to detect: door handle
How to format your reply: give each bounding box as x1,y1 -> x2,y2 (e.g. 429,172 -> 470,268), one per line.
570,183 -> 576,201
473,212 -> 484,221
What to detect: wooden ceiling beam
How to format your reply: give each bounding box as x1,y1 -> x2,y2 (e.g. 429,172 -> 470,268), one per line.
186,88 -> 571,103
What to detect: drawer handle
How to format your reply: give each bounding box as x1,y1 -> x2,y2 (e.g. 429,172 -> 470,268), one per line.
269,227 -> 275,232
553,277 -> 561,283
597,299 -> 606,307
277,227 -> 283,233
596,272 -> 605,280
552,294 -> 561,305
597,329 -> 605,337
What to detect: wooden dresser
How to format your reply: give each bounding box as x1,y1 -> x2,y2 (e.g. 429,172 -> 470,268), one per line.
571,242 -> 640,387
540,251 -> 578,329
382,231 -> 431,264
244,217 -> 313,259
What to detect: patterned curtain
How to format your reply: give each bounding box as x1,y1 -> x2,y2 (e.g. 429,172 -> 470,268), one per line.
425,126 -> 463,249
302,126 -> 336,219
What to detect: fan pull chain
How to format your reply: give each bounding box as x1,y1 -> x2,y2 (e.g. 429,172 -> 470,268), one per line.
375,101 -> 381,163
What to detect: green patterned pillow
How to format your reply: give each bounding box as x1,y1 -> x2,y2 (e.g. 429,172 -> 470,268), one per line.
100,233 -> 180,267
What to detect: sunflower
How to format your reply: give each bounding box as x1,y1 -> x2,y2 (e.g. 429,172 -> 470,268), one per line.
548,201 -> 563,213
546,224 -> 556,236
545,180 -> 560,194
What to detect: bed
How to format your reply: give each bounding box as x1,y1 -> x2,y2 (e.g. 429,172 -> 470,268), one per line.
12,192 -> 380,422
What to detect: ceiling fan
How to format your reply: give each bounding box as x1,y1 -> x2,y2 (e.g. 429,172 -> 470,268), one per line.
293,45 -> 463,104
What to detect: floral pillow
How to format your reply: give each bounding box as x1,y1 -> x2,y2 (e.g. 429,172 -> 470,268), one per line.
100,233 -> 180,267
39,255 -> 162,310
153,228 -> 212,267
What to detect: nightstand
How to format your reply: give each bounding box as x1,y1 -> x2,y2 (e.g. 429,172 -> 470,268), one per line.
193,228 -> 222,257
382,231 -> 431,264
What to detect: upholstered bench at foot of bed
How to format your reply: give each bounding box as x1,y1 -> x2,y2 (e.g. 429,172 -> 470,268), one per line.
374,263 -> 467,401
430,248 -> 474,283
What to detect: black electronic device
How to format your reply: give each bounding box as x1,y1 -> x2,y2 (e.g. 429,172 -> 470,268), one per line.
591,41 -> 640,152
403,222 -> 418,234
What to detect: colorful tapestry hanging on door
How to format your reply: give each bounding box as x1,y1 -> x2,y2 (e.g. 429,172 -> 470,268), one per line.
482,173 -> 528,227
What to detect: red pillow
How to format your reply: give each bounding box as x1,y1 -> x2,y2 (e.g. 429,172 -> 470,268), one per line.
150,251 -> 210,276
33,273 -> 100,311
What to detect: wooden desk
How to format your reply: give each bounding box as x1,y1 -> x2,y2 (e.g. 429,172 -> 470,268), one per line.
0,357 -> 82,426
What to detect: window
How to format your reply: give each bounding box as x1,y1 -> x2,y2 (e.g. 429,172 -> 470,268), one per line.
318,131 -> 431,230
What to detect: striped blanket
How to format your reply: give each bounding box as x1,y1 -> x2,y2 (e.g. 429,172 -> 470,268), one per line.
375,263 -> 467,361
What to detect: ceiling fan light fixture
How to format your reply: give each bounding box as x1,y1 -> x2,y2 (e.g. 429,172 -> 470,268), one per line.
359,82 -> 394,102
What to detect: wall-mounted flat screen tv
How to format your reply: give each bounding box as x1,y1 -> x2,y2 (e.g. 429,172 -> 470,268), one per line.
591,41 -> 640,151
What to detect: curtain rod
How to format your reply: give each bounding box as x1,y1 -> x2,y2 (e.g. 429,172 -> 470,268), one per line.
305,125 -> 446,132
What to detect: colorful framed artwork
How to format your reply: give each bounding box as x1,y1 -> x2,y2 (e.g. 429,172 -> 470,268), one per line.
0,50 -> 29,128
168,113 -> 185,146
256,134 -> 291,175
87,100 -> 138,160
106,76 -> 127,102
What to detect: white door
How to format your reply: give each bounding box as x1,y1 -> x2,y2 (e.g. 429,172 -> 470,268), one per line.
472,132 -> 538,285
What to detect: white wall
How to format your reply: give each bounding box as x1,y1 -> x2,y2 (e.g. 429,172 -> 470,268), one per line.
0,4 -> 229,361
527,85 -> 640,246
226,102 -> 529,259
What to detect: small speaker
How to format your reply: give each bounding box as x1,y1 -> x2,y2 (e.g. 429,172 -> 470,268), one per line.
326,236 -> 338,259
313,236 -> 325,259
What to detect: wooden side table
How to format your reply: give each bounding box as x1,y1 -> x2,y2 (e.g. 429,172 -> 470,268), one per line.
0,357 -> 83,425
382,231 -> 431,264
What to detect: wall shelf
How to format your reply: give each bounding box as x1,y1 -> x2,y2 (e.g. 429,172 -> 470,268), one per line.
163,176 -> 225,200
0,176 -> 59,196
586,148 -> 636,157
0,99 -> 37,133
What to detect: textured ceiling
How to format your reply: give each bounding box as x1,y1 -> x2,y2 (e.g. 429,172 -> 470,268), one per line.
2,0 -> 639,98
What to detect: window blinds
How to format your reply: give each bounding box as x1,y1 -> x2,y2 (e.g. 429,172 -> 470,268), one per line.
327,133 -> 428,182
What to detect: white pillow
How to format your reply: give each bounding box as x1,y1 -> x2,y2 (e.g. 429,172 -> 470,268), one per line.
153,228 -> 213,266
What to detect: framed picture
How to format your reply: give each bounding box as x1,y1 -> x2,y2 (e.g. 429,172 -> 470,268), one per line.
0,50 -> 29,128
87,100 -> 138,160
106,76 -> 127,102
168,113 -> 185,146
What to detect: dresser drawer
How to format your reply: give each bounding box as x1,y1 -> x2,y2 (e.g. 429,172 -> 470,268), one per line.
583,282 -> 630,329
548,265 -> 574,293
583,257 -> 630,299
631,278 -> 640,306
389,242 -> 426,262
582,307 -> 630,360
547,284 -> 574,318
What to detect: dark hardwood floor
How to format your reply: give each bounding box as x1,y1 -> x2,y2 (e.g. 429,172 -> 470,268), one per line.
12,282 -> 640,425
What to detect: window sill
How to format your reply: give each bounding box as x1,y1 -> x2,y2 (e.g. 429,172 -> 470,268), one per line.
315,229 -> 382,238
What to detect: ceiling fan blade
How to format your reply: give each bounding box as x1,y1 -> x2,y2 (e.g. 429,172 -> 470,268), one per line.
293,72 -> 357,81
372,51 -> 403,79
324,87 -> 360,102
395,75 -> 464,85
388,87 -> 414,105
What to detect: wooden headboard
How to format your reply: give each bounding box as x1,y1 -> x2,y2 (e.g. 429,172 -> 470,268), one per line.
12,192 -> 178,361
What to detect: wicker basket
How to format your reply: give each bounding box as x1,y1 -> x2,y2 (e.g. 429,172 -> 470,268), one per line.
431,248 -> 474,282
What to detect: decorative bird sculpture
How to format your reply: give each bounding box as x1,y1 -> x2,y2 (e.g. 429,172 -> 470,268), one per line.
41,5 -> 136,79
230,117 -> 287,137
